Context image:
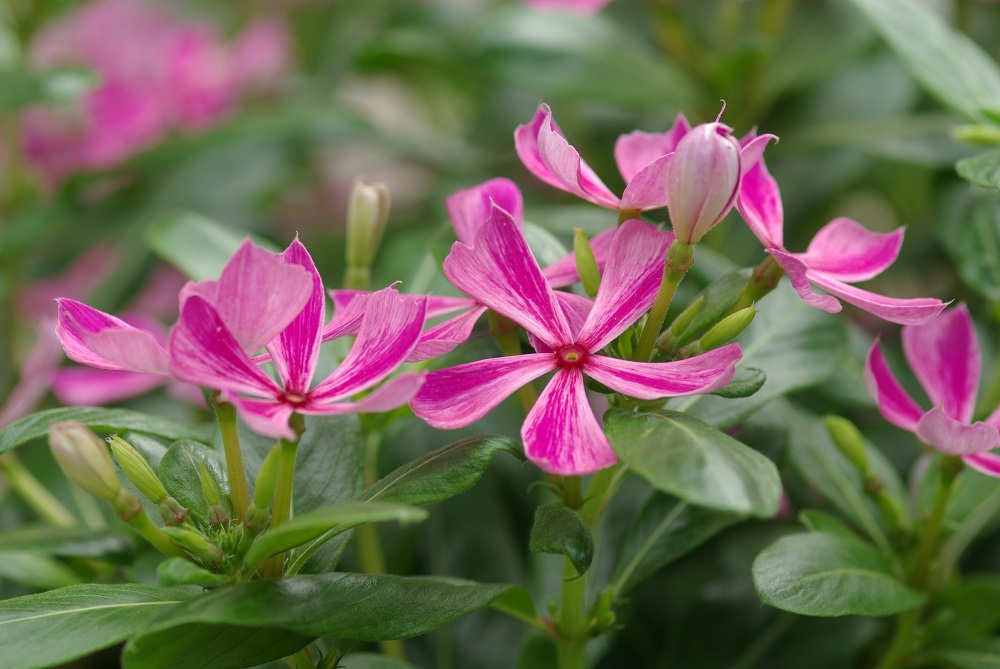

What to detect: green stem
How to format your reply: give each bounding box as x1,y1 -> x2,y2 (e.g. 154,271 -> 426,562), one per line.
129,511 -> 186,558
0,453 -> 78,527
489,311 -> 538,412
723,255 -> 785,318
263,415 -> 305,579
579,465 -> 626,529
212,396 -> 251,522
557,476 -> 588,669
635,241 -> 695,362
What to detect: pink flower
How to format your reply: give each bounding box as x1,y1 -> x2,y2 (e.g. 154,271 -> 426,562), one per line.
170,239 -> 427,439
410,206 -> 741,475
737,140 -> 946,325
22,0 -> 289,181
865,305 -> 1000,477
523,0 -> 614,14
515,105 -> 690,213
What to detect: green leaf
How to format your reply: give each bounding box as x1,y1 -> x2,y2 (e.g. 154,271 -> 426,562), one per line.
122,574 -> 515,669
0,526 -> 135,564
528,502 -> 594,575
846,0 -> 1000,122
293,414 -> 364,514
710,367 -> 766,399
798,509 -> 860,540
926,639 -> 1000,669
337,654 -> 420,669
675,268 -> 752,347
157,558 -> 229,587
942,190 -> 1000,304
243,502 -> 428,570
0,407 -> 210,455
958,149 -> 1000,190
925,577 -> 1000,647
358,434 -> 523,505
612,493 -> 739,594
0,583 -> 199,669
147,211 -> 278,281
674,284 -> 849,428
753,532 -> 923,617
490,586 -> 538,628
606,409 -> 781,517
0,552 -> 83,590
516,632 -> 559,669
159,439 -> 232,527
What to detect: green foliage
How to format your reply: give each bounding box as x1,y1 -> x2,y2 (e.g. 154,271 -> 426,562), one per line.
156,558 -> 229,588
957,149 -> 1000,191
0,525 -> 135,563
528,502 -> 594,575
159,439 -> 232,528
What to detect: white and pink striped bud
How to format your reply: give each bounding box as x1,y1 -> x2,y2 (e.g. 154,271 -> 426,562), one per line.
665,122 -> 741,245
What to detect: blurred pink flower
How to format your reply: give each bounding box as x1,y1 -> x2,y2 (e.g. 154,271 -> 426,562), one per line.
523,0 -> 614,14
22,0 -> 289,181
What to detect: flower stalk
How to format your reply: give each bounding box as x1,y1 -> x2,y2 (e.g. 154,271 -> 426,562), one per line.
212,394 -> 252,522
634,240 -> 695,362
263,413 -> 305,579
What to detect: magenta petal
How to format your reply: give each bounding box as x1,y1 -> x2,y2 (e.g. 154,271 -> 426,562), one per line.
916,407 -> 1000,456
583,344 -> 741,399
613,115 -> 690,183
514,105 -> 620,209
266,239 -> 325,395
963,452 -> 1000,478
407,305 -> 488,362
807,271 -> 948,326
576,219 -> 675,351
901,304 -> 979,423
227,396 -> 296,440
303,373 -> 424,415
864,341 -> 925,432
53,368 -> 165,406
425,295 -> 480,318
169,296 -> 283,397
215,239 -> 313,354
410,354 -> 556,428
444,204 -> 573,348
619,153 -> 673,211
736,140 -> 783,248
309,289 -> 426,402
523,368 -> 617,475
529,293 -> 595,354
445,178 -> 524,246
799,218 -> 904,282
322,290 -> 369,342
56,299 -> 170,374
541,227 -> 616,289
768,250 -> 843,314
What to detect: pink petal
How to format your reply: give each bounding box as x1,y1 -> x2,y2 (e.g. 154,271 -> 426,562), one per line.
410,354 -> 556,428
407,305 -> 488,362
522,368 -> 617,475
619,153 -> 674,211
266,239 -> 325,395
214,239 -> 313,354
524,0 -> 615,14
426,295 -> 481,318
541,227 -> 616,289
807,271 -> 948,326
864,340 -> 924,432
226,396 -> 297,441
322,290 -> 370,342
799,218 -> 904,282
514,105 -> 620,209
445,178 -> 523,246
736,138 -> 782,248
613,115 -> 690,183
303,373 -> 425,415
963,452 -> 1000,478
528,292 -> 595,353
576,219 -> 675,351
55,299 -> 170,375
768,250 -> 843,314
583,344 -> 741,399
308,289 -> 426,403
444,204 -> 573,348
52,368 -> 165,406
916,407 -> 1000,456
169,296 -> 283,397
901,304 -> 979,423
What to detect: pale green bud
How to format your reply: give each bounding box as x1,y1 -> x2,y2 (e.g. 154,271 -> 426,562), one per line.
157,497 -> 190,527
253,445 -> 282,510
198,460 -> 221,507
49,422 -> 120,500
698,305 -> 756,352
952,124 -> 1000,146
107,435 -> 167,503
242,504 -> 270,533
824,415 -> 869,475
345,178 -> 390,289
572,228 -> 601,298
162,526 -> 224,568
658,295 -> 704,352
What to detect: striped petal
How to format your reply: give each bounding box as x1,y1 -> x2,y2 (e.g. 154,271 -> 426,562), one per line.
799,218 -> 904,283
963,452 -> 1000,478
613,115 -> 690,182
303,373 -> 424,415
736,137 -> 782,248
583,344 -> 740,399
541,227 -> 616,289
916,407 -> 1000,456
55,299 -> 170,375
407,305 -> 488,362
445,178 -> 523,246
864,340 -> 924,432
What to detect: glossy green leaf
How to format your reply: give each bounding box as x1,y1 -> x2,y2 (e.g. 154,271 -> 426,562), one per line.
528,502 -> 593,575
0,584 -> 199,669
156,558 -> 228,587
147,211 -> 278,281
159,439 -> 232,527
846,0 -> 1000,122
292,414 -> 364,514
0,407 -> 210,455
710,367 -> 766,399
123,573 -> 515,669
606,409 -> 781,517
957,149 -> 1000,190
612,494 -> 739,594
753,532 -> 923,617
798,509 -> 859,541
0,526 -> 135,564
0,552 -> 83,590
243,502 -> 428,570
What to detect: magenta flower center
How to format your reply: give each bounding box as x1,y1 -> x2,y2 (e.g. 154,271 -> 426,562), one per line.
281,392 -> 307,406
556,346 -> 587,367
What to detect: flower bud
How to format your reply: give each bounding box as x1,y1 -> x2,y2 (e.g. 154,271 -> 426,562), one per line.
49,422 -> 120,500
573,228 -> 601,298
345,178 -> 390,289
665,122 -> 741,245
657,295 -> 704,353
197,461 -> 230,527
698,306 -> 756,352
242,504 -> 271,533
824,415 -> 869,475
107,435 -> 167,503
111,489 -> 143,521
157,497 -> 190,527
162,526 -> 225,568
253,445 -> 282,510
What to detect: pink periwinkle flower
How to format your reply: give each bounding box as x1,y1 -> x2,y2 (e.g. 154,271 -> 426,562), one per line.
170,239 -> 427,440
23,0 -> 289,181
523,0 -> 614,15
736,140 -> 946,325
866,305 -> 1000,477
410,206 -> 742,475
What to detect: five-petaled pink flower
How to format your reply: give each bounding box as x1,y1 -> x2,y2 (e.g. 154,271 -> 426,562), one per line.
737,139 -> 946,325
170,239 -> 427,439
523,0 -> 614,14
866,305 -> 1000,477
410,206 -> 742,475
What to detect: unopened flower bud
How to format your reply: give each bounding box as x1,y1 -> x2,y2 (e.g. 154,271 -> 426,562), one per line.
698,306 -> 756,352
162,526 -> 225,568
198,461 -> 222,507
253,445 -> 282,510
111,489 -> 143,521
824,415 -> 869,475
157,496 -> 190,526
243,504 -> 271,533
345,178 -> 390,289
107,435 -> 167,503
207,504 -> 230,528
49,422 -> 120,500
658,295 -> 704,352
665,121 -> 741,245
573,228 -> 601,298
